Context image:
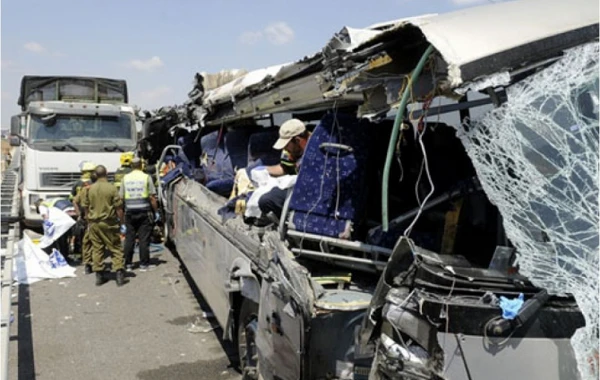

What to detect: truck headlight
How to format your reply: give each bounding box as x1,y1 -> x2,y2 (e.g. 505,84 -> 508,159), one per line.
29,194 -> 40,210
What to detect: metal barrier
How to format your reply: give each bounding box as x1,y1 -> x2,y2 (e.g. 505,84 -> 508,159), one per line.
1,147 -> 21,380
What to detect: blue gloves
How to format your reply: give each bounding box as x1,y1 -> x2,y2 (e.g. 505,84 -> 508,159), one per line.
120,224 -> 127,234
43,220 -> 55,237
154,211 -> 161,223
499,293 -> 524,320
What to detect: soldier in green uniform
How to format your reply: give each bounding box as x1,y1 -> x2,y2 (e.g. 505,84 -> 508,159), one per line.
70,161 -> 96,263
73,168 -> 97,275
82,165 -> 126,286
114,152 -> 134,191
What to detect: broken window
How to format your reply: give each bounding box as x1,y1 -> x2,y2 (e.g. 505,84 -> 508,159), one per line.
456,42 -> 599,378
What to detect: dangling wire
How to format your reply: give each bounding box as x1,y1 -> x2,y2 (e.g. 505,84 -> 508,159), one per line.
333,109 -> 343,219
395,131 -> 405,184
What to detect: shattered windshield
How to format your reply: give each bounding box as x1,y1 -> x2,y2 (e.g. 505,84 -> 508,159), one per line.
456,42 -> 599,379
29,113 -> 136,149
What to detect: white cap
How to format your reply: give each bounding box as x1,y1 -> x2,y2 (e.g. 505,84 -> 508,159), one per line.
273,119 -> 306,150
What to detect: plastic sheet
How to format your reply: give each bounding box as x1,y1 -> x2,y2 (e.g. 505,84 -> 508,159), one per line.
38,207 -> 76,249
13,233 -> 77,285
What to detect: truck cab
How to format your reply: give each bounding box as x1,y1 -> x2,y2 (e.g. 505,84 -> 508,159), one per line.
11,76 -> 137,226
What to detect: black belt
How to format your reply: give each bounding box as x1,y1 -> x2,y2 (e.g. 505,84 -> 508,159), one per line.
126,209 -> 151,215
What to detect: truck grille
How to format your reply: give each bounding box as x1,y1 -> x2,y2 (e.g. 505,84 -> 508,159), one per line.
40,172 -> 115,187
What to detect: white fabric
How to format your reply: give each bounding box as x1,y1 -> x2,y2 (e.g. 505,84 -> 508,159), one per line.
38,205 -> 50,218
244,168 -> 297,218
12,233 -> 77,285
38,206 -> 76,249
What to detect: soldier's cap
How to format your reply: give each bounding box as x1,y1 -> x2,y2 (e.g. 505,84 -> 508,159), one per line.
132,157 -> 142,165
273,119 -> 306,150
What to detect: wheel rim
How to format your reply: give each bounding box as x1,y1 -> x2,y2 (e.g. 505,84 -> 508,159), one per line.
239,315 -> 259,376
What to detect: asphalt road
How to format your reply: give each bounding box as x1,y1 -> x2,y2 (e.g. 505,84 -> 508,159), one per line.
7,242 -> 242,380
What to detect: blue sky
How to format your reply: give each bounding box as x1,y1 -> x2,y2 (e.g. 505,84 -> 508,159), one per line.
1,0 -> 491,127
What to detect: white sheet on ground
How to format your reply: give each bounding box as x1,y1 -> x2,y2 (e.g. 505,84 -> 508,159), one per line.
244,168 -> 297,218
38,206 -> 76,249
13,233 -> 77,285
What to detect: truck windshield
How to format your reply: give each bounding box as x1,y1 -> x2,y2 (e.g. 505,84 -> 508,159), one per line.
30,113 -> 134,144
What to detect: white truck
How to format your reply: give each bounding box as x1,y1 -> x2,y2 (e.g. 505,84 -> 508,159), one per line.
10,76 -> 138,226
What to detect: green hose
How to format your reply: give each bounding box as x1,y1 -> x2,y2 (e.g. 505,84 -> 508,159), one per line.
381,44 -> 434,232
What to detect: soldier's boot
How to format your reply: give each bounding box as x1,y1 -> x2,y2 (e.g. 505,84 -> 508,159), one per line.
116,270 -> 126,287
95,271 -> 108,286
84,264 -> 92,275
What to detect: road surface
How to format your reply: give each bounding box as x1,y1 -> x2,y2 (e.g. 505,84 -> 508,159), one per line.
7,242 -> 242,380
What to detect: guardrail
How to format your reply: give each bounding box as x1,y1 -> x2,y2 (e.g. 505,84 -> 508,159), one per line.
1,147 -> 21,380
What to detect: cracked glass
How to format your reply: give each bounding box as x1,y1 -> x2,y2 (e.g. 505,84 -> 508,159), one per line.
456,42 -> 599,379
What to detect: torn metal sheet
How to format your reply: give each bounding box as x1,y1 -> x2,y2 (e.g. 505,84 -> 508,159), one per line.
366,14 -> 438,31
341,0 -> 599,88
198,69 -> 248,92
454,71 -> 510,96
323,26 -> 382,54
202,63 -> 290,106
175,0 -> 598,129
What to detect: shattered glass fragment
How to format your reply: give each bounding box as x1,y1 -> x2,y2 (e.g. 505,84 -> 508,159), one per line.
455,42 -> 599,379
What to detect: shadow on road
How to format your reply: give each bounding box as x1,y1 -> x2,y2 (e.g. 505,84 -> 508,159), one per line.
17,285 -> 36,380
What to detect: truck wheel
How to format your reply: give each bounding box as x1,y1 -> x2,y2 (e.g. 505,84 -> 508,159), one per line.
237,298 -> 259,380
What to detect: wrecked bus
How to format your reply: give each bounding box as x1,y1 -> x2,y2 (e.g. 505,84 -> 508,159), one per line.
147,0 -> 599,379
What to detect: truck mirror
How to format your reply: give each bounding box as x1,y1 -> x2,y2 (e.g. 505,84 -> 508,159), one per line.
10,115 -> 20,135
41,114 -> 57,126
9,135 -> 20,146
29,104 -> 58,125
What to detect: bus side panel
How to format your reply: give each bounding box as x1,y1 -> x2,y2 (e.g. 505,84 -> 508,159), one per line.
172,191 -> 246,331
